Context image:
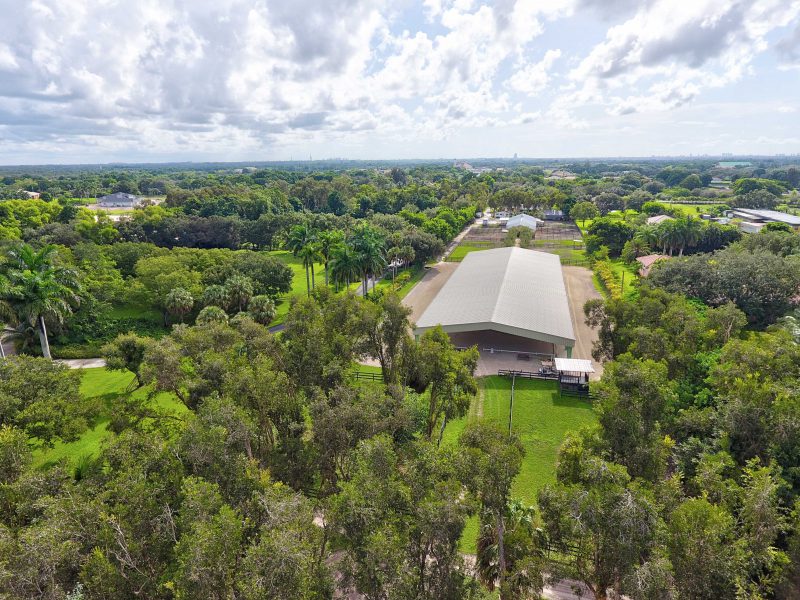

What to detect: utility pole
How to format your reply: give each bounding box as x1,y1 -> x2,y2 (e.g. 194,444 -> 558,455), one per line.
508,372 -> 516,437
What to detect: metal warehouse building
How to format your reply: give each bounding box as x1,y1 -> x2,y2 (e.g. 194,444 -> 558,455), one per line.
414,247 -> 577,359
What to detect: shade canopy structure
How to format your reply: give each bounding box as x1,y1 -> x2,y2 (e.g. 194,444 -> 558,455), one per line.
414,247 -> 576,349
554,358 -> 594,374
506,213 -> 543,231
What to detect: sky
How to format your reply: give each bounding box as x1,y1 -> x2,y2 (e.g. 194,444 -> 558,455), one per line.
0,0 -> 799,165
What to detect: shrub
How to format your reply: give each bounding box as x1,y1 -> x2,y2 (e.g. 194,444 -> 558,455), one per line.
196,305 -> 229,325
594,261 -> 622,299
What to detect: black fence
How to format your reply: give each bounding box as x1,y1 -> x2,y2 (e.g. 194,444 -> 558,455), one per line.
350,371 -> 383,382
497,369 -> 559,381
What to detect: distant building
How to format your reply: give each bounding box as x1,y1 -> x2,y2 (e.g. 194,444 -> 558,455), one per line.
717,161 -> 752,168
507,213 -> 543,231
544,209 -> 564,221
646,215 -> 674,226
98,192 -> 142,208
20,190 -> 40,199
547,169 -> 576,180
636,254 -> 669,277
725,208 -> 800,230
739,221 -> 765,234
709,177 -> 730,188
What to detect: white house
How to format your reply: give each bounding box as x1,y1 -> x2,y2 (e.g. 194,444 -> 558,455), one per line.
98,192 -> 142,208
506,213 -> 543,231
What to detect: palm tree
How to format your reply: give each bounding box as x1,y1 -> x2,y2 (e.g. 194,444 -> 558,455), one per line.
247,295 -> 276,325
286,224 -> 318,292
476,500 -> 544,596
200,284 -> 229,311
386,246 -> 402,281
329,243 -> 361,291
224,275 -> 254,313
634,225 -> 659,251
351,225 -> 386,296
165,287 -> 194,323
317,230 -> 344,286
2,244 -> 81,359
777,308 -> 800,343
297,243 -> 323,295
678,217 -> 704,256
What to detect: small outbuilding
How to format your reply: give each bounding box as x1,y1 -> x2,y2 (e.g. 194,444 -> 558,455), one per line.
506,213 -> 543,231
636,254 -> 669,277
554,357 -> 594,395
646,215 -> 674,226
98,192 -> 142,208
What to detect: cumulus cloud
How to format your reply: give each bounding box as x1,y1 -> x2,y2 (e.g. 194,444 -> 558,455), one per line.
508,49 -> 562,94
560,0 -> 800,117
0,0 -> 797,161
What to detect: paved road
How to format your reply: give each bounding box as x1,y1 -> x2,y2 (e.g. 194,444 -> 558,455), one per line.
56,358 -> 107,369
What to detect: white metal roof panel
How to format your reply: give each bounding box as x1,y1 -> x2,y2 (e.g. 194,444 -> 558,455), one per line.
415,247 -> 576,346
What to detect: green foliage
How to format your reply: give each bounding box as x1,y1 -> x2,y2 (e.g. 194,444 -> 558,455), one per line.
593,258 -> 619,294
648,246 -> 800,325
0,355 -> 90,446
196,305 -> 229,325
101,332 -> 153,387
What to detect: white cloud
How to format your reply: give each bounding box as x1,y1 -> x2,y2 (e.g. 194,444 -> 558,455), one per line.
0,0 -> 797,162
562,0 -> 800,117
508,49 -> 562,94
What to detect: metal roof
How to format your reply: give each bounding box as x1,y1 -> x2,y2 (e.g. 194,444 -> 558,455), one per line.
731,208 -> 800,226
414,247 -> 576,346
554,358 -> 594,373
507,214 -> 542,230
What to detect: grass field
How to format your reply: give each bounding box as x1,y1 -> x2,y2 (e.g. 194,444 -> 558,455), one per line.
267,250 -> 326,324
442,376 -> 597,552
33,368 -> 186,469
609,258 -> 639,298
662,202 -> 722,216
446,241 -> 499,262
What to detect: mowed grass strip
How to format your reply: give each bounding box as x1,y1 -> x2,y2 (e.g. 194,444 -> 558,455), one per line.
33,368 -> 187,469
446,241 -> 498,262
442,375 -> 597,552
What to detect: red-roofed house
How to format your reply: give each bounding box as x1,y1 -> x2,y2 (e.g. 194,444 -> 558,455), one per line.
636,254 -> 670,277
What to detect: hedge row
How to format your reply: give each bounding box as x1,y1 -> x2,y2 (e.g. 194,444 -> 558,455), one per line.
594,260 -> 623,299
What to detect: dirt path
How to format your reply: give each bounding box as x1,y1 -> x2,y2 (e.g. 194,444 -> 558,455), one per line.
562,266 -> 604,379
401,261 -> 459,325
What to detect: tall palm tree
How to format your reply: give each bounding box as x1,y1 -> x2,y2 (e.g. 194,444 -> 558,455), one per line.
351,225 -> 386,297
297,243 -> 323,296
317,230 -> 344,286
329,243 -> 361,291
2,244 -> 81,359
286,224 -> 319,295
678,217 -> 704,256
165,287 -> 194,324
634,225 -> 659,251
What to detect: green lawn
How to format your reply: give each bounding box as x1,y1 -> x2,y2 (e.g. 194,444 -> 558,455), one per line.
33,368 -> 186,469
107,302 -> 162,322
662,202 -> 722,216
442,376 -> 597,552
267,250 -> 325,324
609,258 -> 639,298
446,241 -> 500,262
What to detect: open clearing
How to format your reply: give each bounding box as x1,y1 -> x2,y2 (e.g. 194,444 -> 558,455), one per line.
33,368 -> 186,469
442,376 -> 597,552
